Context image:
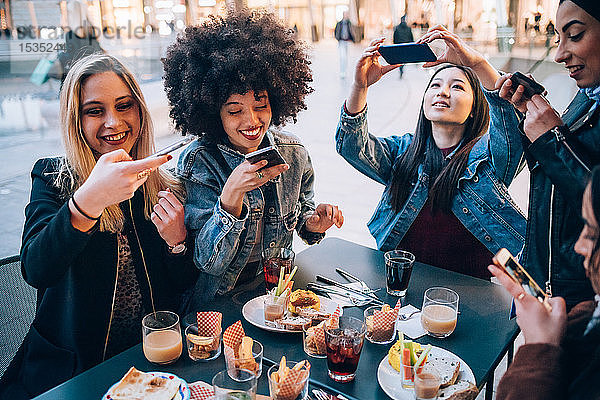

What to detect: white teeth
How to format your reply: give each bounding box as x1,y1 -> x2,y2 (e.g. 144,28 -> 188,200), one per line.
103,131 -> 127,142
242,127 -> 261,137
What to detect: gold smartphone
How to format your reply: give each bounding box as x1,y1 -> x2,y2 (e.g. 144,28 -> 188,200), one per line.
493,248 -> 552,312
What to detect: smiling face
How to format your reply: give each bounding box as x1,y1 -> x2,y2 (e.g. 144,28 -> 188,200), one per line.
575,183 -> 600,293
554,1 -> 600,88
423,67 -> 474,128
80,71 -> 141,157
219,90 -> 272,154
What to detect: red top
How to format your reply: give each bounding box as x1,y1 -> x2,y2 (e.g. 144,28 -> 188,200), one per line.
398,145 -> 492,279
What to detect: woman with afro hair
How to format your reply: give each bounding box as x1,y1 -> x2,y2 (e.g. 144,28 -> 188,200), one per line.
163,10 -> 343,306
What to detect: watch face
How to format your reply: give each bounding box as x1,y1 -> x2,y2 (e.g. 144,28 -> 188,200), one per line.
170,243 -> 186,254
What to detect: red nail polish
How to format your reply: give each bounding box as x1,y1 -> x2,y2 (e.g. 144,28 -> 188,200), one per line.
167,155 -> 173,161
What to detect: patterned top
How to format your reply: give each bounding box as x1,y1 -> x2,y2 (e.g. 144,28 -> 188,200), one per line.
105,232 -> 144,359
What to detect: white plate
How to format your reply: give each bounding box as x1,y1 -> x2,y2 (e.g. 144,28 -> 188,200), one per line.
242,294 -> 342,333
103,371 -> 190,400
377,346 -> 475,400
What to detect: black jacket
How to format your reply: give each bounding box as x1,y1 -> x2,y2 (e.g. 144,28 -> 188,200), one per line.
0,158 -> 197,399
393,22 -> 413,44
522,92 -> 599,307
334,19 -> 355,42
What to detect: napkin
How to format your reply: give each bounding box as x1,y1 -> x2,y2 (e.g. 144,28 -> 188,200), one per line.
270,360 -> 311,400
196,311 -> 222,336
189,381 -> 270,400
395,304 -> 427,339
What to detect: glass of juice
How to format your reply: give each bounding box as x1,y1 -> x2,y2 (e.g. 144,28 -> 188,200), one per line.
142,311 -> 182,364
262,248 -> 294,292
414,364 -> 442,399
421,287 -> 459,338
384,250 -> 415,297
212,368 -> 257,400
324,316 -> 366,383
264,295 -> 286,327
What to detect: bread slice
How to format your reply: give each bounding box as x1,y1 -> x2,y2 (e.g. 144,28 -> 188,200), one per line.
108,367 -> 180,400
437,380 -> 478,400
276,316 -> 311,331
425,356 -> 460,387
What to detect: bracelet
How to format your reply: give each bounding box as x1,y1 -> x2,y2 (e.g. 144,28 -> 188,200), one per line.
71,195 -> 101,221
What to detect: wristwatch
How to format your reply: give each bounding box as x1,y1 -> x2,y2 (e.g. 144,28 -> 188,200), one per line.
168,240 -> 187,255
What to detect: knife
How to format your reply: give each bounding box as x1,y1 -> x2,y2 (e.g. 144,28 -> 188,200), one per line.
335,267 -> 371,292
315,275 -> 384,305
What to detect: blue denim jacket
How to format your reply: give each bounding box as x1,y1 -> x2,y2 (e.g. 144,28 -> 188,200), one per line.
335,89 -> 526,256
177,130 -> 323,305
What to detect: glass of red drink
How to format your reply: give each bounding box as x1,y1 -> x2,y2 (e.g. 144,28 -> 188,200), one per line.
384,250 -> 415,297
324,316 -> 366,382
262,248 -> 294,292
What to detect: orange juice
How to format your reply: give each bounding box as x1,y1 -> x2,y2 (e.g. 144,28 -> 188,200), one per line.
143,329 -> 182,364
421,304 -> 457,337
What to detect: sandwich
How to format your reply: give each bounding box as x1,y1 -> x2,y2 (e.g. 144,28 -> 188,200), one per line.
288,290 -> 320,314
276,316 -> 311,331
437,380 -> 479,400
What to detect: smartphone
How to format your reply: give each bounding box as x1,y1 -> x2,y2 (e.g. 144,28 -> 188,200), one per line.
378,43 -> 437,65
492,248 -> 552,312
145,136 -> 195,159
509,72 -> 545,98
244,145 -> 286,169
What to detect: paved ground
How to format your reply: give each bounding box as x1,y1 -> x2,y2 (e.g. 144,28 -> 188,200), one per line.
0,39 -> 575,399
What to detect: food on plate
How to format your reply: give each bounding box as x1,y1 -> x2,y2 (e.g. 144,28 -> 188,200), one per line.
297,307 -> 331,324
276,316 -> 311,331
186,331 -> 220,360
288,289 -> 320,314
365,304 -> 395,342
106,367 -> 180,400
234,336 -> 260,374
424,355 -> 460,388
437,380 -> 479,400
269,356 -> 310,400
388,334 -> 427,373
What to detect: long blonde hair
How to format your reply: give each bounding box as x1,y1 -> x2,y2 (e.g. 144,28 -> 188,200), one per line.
57,53 -> 183,232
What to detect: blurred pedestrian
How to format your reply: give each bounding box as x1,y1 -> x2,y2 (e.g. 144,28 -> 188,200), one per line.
393,15 -> 414,78
334,11 -> 355,78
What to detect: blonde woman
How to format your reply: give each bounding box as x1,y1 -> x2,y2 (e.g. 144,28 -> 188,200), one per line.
0,54 -> 197,399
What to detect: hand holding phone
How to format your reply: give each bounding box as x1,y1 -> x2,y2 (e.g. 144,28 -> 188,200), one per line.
144,136 -> 195,160
244,146 -> 286,169
378,43 -> 437,65
492,248 -> 552,312
509,72 -> 545,98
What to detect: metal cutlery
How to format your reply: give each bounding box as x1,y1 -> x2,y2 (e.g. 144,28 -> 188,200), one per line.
307,282 -> 373,307
312,388 -> 349,400
398,309 -> 420,321
316,275 -> 384,305
335,267 -> 371,293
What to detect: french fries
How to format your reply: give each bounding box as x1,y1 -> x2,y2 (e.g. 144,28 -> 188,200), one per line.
269,356 -> 311,400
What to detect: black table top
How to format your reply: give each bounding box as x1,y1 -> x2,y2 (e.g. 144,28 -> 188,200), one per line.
34,237 -> 518,400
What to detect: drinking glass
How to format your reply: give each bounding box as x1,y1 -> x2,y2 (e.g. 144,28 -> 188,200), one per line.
324,316 -> 366,382
184,324 -> 221,361
421,287 -> 459,338
142,311 -> 182,364
303,324 -> 326,358
364,305 -> 397,344
263,295 -> 287,327
267,361 -> 310,400
225,340 -> 263,378
384,250 -> 415,297
212,368 -> 257,400
414,364 -> 441,400
262,248 -> 294,292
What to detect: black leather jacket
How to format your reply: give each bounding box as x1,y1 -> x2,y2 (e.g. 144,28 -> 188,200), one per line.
521,92 -> 600,307
0,158 -> 197,399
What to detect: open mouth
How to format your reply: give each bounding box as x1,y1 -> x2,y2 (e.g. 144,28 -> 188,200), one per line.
567,65 -> 584,76
432,101 -> 450,108
240,126 -> 262,140
101,130 -> 129,145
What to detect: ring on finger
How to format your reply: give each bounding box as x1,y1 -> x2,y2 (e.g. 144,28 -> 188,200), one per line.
256,171 -> 264,180
516,292 -> 525,301
137,168 -> 151,180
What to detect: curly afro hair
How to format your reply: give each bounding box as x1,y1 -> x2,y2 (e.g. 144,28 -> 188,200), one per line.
162,10 -> 313,138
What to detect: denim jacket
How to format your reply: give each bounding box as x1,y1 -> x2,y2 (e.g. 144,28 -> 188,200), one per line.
335,88 -> 526,256
177,130 -> 323,306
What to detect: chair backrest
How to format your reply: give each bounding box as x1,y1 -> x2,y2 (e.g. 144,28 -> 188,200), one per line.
0,255 -> 36,378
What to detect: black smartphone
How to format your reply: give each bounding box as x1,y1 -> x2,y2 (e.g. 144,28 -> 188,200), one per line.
492,248 -> 552,312
378,43 -> 437,65
144,136 -> 195,160
244,146 -> 286,169
509,72 -> 545,98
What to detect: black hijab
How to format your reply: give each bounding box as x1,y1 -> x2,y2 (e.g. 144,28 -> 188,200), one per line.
563,0 -> 600,22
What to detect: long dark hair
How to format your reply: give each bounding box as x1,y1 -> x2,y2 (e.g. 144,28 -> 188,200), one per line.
589,166 -> 600,288
388,65 -> 490,212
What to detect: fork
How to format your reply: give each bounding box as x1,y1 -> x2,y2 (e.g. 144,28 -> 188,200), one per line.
398,310 -> 420,321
